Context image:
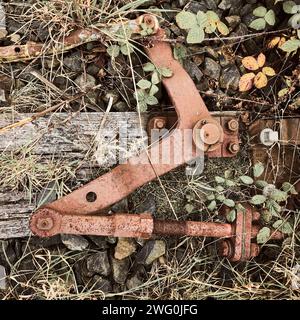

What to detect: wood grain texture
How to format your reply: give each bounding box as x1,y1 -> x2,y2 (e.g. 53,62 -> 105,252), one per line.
0,111 -> 237,239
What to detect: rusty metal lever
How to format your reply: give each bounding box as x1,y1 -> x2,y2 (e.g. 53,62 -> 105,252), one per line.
29,14 -> 267,262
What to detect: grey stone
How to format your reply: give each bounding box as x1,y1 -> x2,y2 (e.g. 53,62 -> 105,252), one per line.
86,63 -> 101,77
102,89 -> 120,105
225,16 -> 241,30
111,198 -> 128,213
184,60 -> 203,83
74,73 -> 96,90
0,265 -> 6,290
177,0 -> 190,8
136,240 -> 166,265
114,238 -> 137,260
113,101 -> 127,112
88,236 -> 109,250
61,234 -> 89,251
111,257 -> 130,284
43,57 -> 60,69
203,57 -> 221,80
90,275 -> 112,293
86,251 -> 111,276
187,1 -> 208,13
126,273 -> 143,290
135,194 -> 156,215
219,0 -> 240,10
220,64 -> 240,91
63,52 -> 83,73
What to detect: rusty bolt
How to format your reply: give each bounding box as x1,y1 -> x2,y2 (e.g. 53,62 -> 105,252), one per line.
227,142 -> 240,154
153,118 -> 166,129
200,123 -> 221,145
218,240 -> 230,257
252,211 -> 261,221
36,217 -> 54,231
227,119 -> 239,132
250,243 -> 260,257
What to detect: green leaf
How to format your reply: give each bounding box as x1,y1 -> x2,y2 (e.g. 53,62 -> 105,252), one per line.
137,79 -> 152,89
253,6 -> 267,17
224,169 -> 233,179
206,193 -> 215,201
239,175 -> 254,185
225,179 -> 235,187
143,62 -> 155,72
226,209 -> 236,222
215,176 -> 225,184
185,203 -> 194,213
223,198 -> 235,208
250,194 -> 267,205
272,220 -> 293,234
216,194 -> 226,202
270,189 -> 288,202
265,10 -> 276,26
206,11 -> 219,23
205,23 -> 217,34
278,88 -> 289,97
215,185 -> 224,192
281,222 -> 293,234
253,162 -> 265,177
187,27 -> 205,44
160,67 -> 173,78
107,45 -> 120,58
257,227 -> 271,244
283,1 -> 297,14
196,11 -> 208,28
266,199 -> 282,217
255,180 -> 269,188
173,44 -> 187,63
262,209 -> 273,223
288,13 -> 300,28
282,182 -> 298,195
297,29 -> 300,39
207,200 -> 217,211
138,101 -> 147,112
149,84 -> 159,96
176,11 -> 197,29
217,21 -> 229,35
136,89 -> 146,101
236,203 -> 246,213
145,95 -> 159,105
120,43 -> 134,55
280,39 -> 300,52
151,71 -> 160,85
249,18 -> 266,30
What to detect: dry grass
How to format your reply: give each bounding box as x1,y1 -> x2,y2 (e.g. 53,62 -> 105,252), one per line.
0,0 -> 299,301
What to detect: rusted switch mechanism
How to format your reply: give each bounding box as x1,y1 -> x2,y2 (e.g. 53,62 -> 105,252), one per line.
30,15 -> 283,261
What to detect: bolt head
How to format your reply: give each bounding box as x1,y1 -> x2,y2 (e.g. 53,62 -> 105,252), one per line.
153,118 -> 166,129
227,119 -> 239,132
228,142 -> 239,154
36,217 -> 54,231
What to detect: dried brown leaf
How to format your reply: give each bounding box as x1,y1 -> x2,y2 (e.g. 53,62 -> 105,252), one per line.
242,56 -> 259,71
254,71 -> 268,89
262,66 -> 276,76
239,72 -> 255,92
257,53 -> 266,68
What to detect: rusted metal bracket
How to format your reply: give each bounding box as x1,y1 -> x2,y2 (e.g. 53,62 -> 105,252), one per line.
29,14 -> 284,261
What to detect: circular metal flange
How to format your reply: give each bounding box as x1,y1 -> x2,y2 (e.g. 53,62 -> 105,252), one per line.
30,208 -> 62,237
192,118 -> 224,152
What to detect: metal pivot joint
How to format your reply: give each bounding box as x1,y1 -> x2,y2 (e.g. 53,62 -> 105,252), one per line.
29,14 -> 281,262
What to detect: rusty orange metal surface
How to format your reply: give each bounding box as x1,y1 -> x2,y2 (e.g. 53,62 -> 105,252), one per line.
28,14 -> 287,262
249,117 -> 300,185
